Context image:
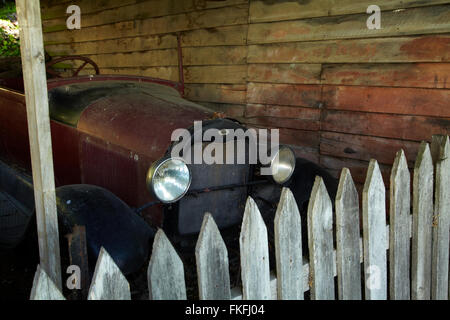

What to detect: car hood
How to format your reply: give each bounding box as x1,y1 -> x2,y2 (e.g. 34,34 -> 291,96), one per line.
51,80 -> 214,159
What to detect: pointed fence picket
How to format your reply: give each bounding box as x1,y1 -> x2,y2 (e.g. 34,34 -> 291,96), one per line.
148,229 -> 187,300
411,142 -> 434,300
239,197 -> 271,300
195,213 -> 231,300
87,247 -> 130,300
274,188 -> 304,300
307,177 -> 335,300
431,136 -> 450,300
389,150 -> 411,300
335,168 -> 361,300
28,135 -> 450,301
30,265 -> 65,300
362,159 -> 387,300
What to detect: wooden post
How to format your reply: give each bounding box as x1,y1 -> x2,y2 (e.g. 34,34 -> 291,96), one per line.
16,0 -> 62,289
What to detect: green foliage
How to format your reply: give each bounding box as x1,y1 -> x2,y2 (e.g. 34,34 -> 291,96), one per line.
0,2 -> 19,57
0,2 -> 16,20
0,27 -> 20,57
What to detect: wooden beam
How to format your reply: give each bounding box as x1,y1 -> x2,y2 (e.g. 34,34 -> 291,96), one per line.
16,0 -> 62,290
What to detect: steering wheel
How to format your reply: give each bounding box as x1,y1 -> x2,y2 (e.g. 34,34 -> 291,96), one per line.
46,55 -> 100,78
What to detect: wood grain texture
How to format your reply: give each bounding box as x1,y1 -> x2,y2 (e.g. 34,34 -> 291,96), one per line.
389,150 -> 411,300
431,136 -> 450,300
185,84 -> 246,104
184,65 -> 247,84
240,197 -> 271,300
148,229 -> 187,300
42,0 -> 247,29
247,63 -> 322,84
195,213 -> 231,300
249,0 -> 450,23
78,66 -> 179,82
248,5 -> 450,44
87,247 -> 131,300
46,25 -> 247,51
17,0 -> 62,290
362,160 -> 387,300
322,85 -> 450,118
30,265 -> 65,300
274,188 -> 304,300
335,168 -> 362,300
247,36 -> 450,63
320,132 -> 420,166
321,63 -> 450,89
307,177 -> 335,300
46,34 -> 178,56
247,83 -> 322,107
411,142 -> 434,300
244,104 -> 321,131
43,5 -> 249,44
322,110 -> 450,142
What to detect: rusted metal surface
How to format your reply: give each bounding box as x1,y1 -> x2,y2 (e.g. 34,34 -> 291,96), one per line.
67,225 -> 89,300
0,77 -> 214,227
47,75 -> 185,96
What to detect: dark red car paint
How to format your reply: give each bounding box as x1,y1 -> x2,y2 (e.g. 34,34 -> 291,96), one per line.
0,75 -> 214,227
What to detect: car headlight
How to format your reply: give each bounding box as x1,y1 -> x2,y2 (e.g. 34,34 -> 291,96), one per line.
268,146 -> 296,184
146,157 -> 192,203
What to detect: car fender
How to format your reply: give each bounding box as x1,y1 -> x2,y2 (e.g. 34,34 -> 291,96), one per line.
56,184 -> 155,275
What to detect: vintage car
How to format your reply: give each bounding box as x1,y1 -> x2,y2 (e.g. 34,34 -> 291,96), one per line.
0,56 -> 338,275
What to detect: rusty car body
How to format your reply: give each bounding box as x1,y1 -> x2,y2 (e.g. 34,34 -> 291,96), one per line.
0,57 -> 338,275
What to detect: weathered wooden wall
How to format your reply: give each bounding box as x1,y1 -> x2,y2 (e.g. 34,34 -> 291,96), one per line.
41,0 -> 450,186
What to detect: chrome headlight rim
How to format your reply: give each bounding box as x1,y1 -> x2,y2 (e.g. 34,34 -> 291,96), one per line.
268,145 -> 296,185
146,156 -> 192,204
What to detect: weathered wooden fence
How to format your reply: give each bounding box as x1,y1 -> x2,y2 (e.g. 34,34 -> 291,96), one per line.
30,136 -> 450,300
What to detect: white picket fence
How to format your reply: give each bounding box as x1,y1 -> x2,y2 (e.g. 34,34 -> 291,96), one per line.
30,136 -> 450,300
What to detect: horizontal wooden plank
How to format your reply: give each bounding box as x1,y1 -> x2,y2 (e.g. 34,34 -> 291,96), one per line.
76,66 -> 179,81
244,117 -> 320,132
244,104 -> 320,130
56,45 -> 247,69
45,24 -> 248,55
70,49 -> 178,68
320,131 -> 420,166
277,127 -> 321,149
181,25 -> 248,47
42,0 -> 247,26
182,46 -> 247,66
248,5 -> 450,44
322,85 -> 450,118
249,0 -> 450,23
245,104 -> 321,120
322,110 -> 450,142
248,35 -> 450,63
43,5 -> 249,44
247,63 -> 322,84
193,102 -> 246,118
247,83 -> 322,107
185,84 -> 247,104
321,63 -> 450,89
41,0 -> 136,20
184,65 -> 247,84
45,34 -> 178,56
